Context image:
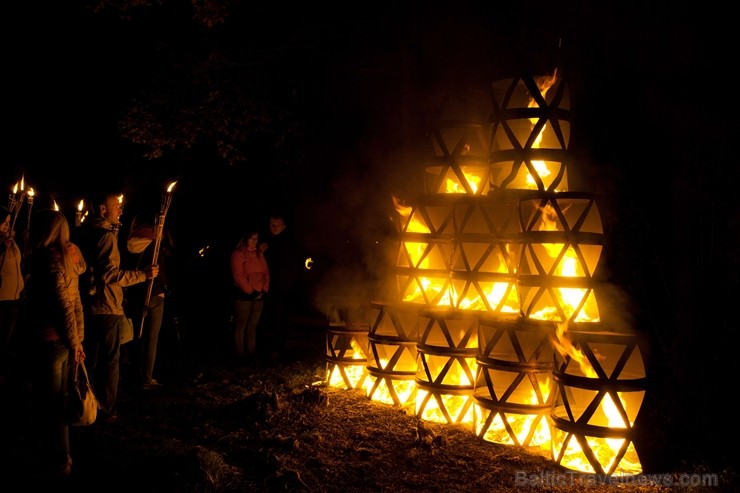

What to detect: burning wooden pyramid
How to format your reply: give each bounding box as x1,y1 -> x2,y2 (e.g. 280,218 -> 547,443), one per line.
382,71 -> 647,477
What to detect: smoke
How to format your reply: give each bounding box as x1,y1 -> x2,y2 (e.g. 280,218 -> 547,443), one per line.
593,281 -> 639,335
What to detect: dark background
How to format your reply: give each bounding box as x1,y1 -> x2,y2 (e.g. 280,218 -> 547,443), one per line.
3,1 -> 738,475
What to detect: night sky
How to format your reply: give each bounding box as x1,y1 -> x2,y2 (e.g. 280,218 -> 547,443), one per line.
3,6 -> 734,270
4,3 -> 736,307
3,1 -> 740,467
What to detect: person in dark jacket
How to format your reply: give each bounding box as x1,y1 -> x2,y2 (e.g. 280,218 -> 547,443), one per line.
258,214 -> 299,363
73,192 -> 158,423
122,215 -> 174,389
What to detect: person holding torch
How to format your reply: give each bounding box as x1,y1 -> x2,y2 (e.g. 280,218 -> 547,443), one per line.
122,212 -> 175,390
0,206 -> 25,382
73,191 -> 158,424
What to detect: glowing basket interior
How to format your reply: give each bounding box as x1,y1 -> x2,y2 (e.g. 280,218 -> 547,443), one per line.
550,328 -> 647,476
365,302 -> 420,406
474,317 -> 555,449
415,308 -> 478,425
518,193 -> 604,323
489,74 -> 571,192
326,321 -> 370,390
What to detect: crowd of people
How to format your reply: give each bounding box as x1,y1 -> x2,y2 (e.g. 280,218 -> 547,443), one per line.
0,187 -> 302,482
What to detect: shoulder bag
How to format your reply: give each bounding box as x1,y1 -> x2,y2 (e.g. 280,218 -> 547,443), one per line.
67,360 -> 99,426
120,315 -> 134,344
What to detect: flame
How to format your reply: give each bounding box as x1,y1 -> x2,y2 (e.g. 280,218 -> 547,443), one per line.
395,196 -> 442,305
365,368 -> 416,406
522,70 -> 563,191
530,204 -> 598,323
12,183 -> 18,194
479,378 -> 553,448
53,200 -> 59,211
327,338 -> 367,389
392,195 -> 412,217
416,388 -> 476,424
416,356 -> 478,424
167,181 -> 177,193
117,194 -> 124,204
328,363 -> 366,388
305,257 -> 313,270
445,171 -> 482,194
552,323 -> 636,474
27,187 -> 34,198
77,200 -> 84,212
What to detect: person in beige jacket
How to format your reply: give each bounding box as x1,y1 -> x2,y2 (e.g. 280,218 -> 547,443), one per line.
23,209 -> 86,479
73,192 -> 158,424
0,206 -> 25,382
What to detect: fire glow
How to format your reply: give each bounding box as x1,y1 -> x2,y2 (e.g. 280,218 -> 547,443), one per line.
550,328 -> 646,475
328,72 -> 645,477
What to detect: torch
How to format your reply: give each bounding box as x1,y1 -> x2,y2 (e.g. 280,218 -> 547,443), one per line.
8,178 -> 26,237
75,200 -> 85,227
7,182 -> 18,212
26,187 -> 34,231
139,181 -> 177,338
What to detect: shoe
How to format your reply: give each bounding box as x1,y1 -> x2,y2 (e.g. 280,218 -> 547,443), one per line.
142,379 -> 163,390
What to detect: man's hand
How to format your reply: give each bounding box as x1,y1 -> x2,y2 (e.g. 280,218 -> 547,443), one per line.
144,265 -> 160,279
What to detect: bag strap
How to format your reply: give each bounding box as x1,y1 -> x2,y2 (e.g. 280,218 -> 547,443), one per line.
72,361 -> 90,386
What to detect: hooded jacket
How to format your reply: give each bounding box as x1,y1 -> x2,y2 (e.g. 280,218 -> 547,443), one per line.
75,216 -> 146,315
123,221 -> 170,309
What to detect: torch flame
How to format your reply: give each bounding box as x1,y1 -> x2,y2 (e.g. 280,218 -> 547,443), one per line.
78,200 -> 84,212
167,181 -> 177,193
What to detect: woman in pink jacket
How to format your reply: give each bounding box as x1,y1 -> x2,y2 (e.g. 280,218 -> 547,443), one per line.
230,227 -> 269,364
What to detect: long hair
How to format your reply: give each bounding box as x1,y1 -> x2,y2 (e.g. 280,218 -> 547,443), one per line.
29,209 -> 76,276
235,227 -> 260,251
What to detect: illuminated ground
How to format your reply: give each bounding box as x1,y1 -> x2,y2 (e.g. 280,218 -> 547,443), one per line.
1,318 -> 733,492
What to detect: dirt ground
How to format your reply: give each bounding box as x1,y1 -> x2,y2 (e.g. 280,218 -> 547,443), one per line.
0,318 -> 736,493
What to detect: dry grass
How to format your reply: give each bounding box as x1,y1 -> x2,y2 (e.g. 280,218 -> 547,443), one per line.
1,325 -> 737,492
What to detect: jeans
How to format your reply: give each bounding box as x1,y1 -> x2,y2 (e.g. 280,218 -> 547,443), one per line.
32,341 -> 71,468
84,314 -> 122,414
233,299 -> 264,359
261,293 -> 290,355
